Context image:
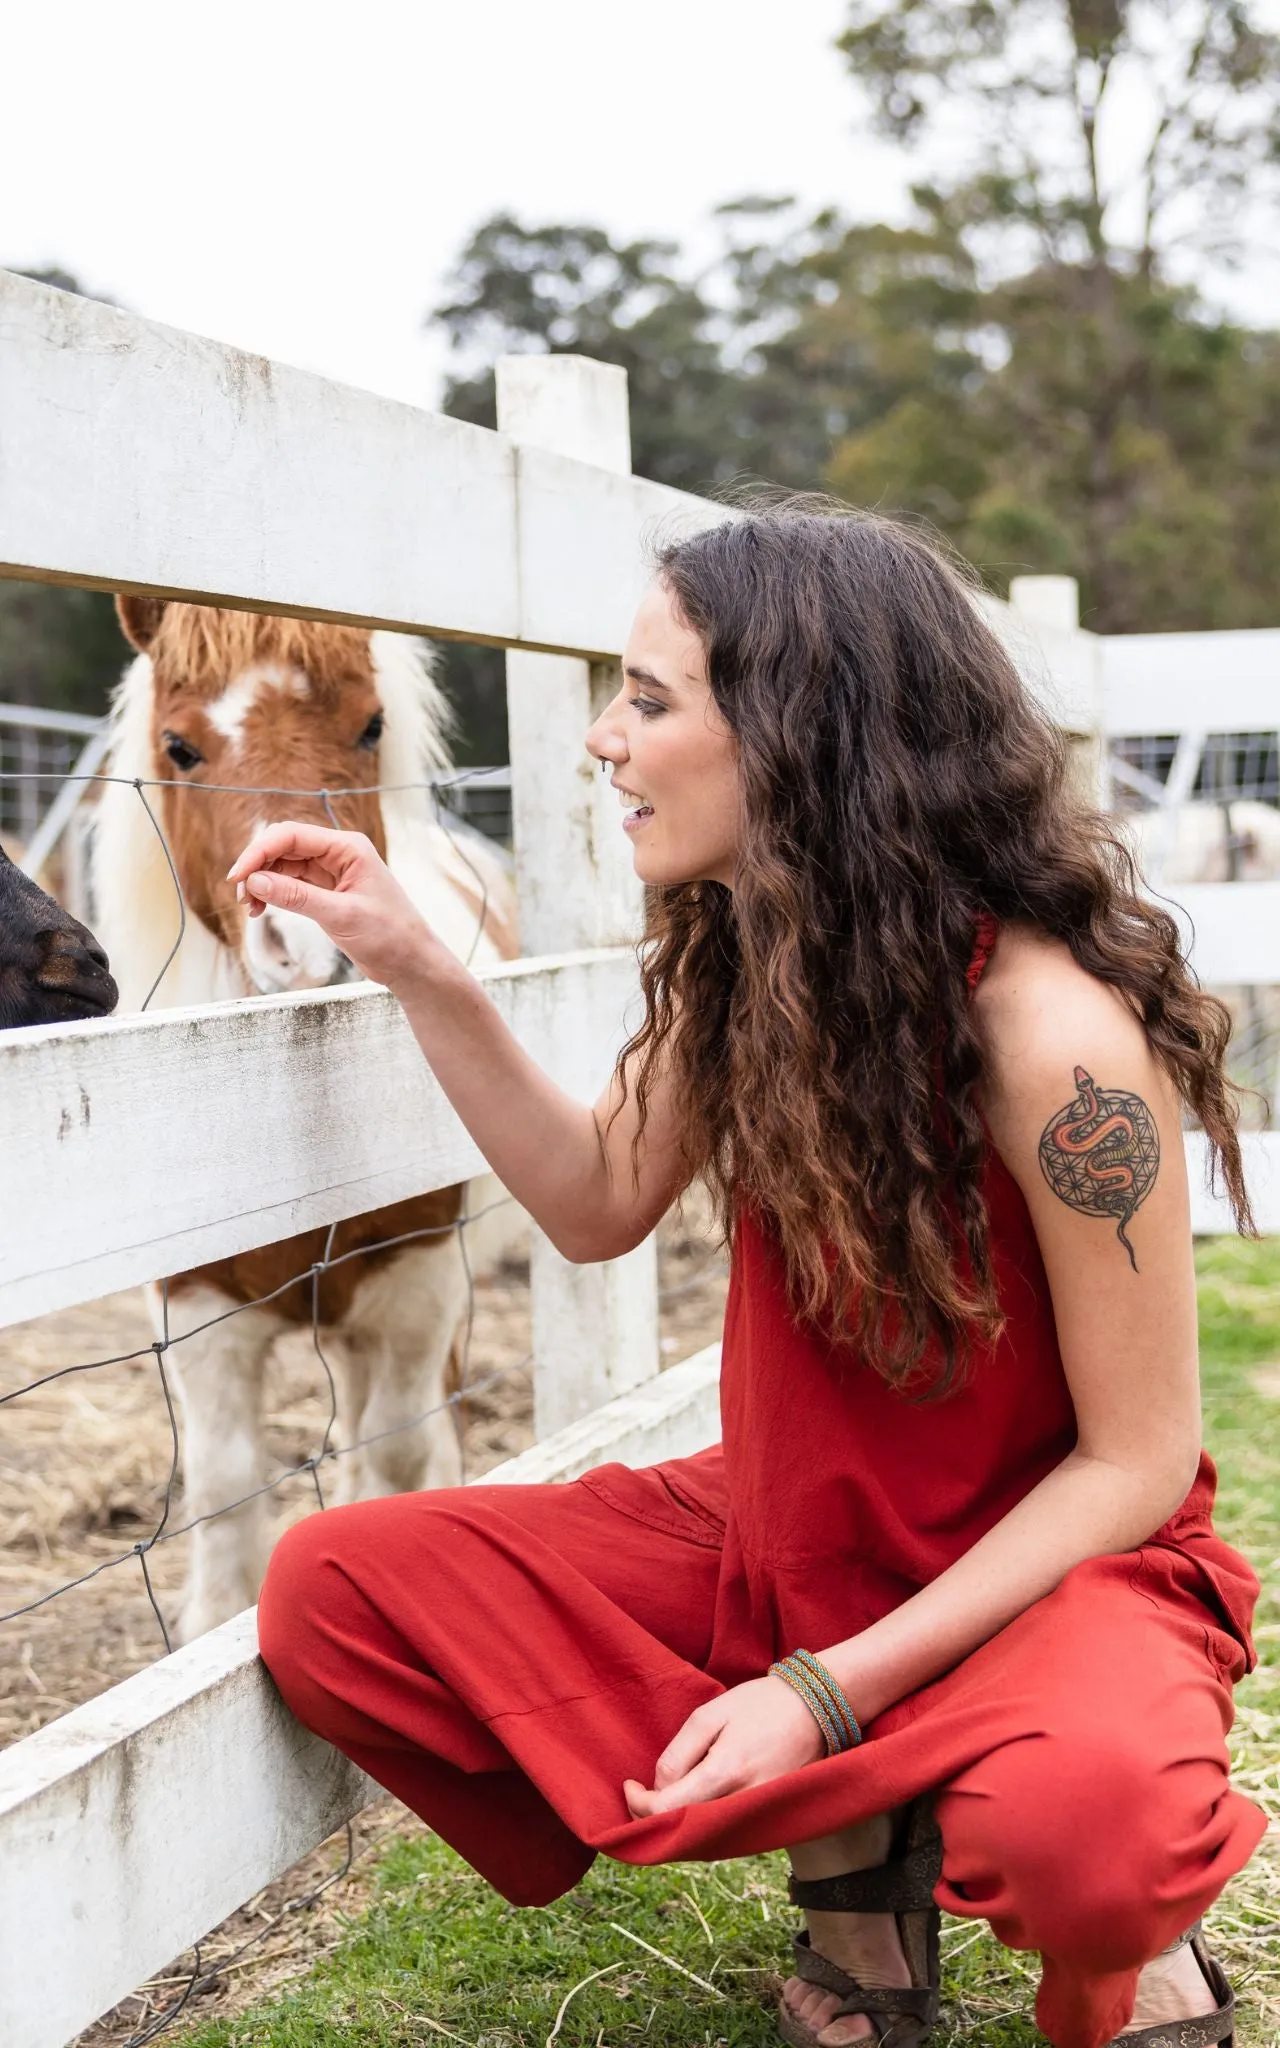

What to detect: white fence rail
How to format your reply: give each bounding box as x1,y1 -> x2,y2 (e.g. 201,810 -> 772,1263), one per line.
0,952 -> 633,1330
0,266 -> 1277,2046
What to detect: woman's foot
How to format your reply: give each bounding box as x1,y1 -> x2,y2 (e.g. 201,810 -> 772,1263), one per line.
782,1813 -> 913,2047
786,1923 -> 1219,2048
782,1906 -> 912,2044
1122,1937 -> 1220,2034
783,1808 -> 1220,2048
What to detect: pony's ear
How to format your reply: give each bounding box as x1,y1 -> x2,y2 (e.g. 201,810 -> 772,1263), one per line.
115,594 -> 168,650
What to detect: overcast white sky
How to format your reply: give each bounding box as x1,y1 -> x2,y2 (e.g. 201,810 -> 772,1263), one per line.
5,0 -> 1277,414
4,0 -> 903,408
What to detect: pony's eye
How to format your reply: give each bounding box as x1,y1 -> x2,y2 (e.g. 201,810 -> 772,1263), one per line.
162,731 -> 204,772
356,710 -> 384,751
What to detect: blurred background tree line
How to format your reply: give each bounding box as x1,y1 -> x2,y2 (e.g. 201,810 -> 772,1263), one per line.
6,0 -> 1280,763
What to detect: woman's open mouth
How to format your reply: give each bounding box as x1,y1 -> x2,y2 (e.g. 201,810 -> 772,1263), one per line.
614,785 -> 654,831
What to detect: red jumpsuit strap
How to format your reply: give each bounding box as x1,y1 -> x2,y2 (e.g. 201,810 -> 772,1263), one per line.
966,911 -> 999,993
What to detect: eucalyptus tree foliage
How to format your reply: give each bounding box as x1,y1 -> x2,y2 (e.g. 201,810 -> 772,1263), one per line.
837,0 -> 1280,277
434,214 -> 729,494
824,0 -> 1280,629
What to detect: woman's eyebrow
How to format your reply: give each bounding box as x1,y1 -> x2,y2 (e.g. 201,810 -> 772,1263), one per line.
624,665 -> 673,691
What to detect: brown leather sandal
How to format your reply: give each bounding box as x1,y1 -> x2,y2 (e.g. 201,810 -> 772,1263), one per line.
1101,1921 -> 1235,2048
778,1798 -> 942,2048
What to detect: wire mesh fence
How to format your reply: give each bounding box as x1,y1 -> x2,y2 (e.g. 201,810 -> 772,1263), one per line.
1108,730 -> 1280,810
434,763 -> 512,846
0,748 -> 541,1609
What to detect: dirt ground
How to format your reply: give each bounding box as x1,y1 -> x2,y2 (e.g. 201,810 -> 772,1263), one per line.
0,1204 -> 729,1750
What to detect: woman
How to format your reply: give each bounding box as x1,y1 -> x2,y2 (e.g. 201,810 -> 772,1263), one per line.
234,510 -> 1263,2048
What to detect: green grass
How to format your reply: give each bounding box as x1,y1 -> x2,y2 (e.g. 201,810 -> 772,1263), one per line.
176,1242 -> 1280,2048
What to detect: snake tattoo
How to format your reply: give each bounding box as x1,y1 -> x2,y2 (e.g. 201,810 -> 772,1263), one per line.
1037,1066 -> 1160,1272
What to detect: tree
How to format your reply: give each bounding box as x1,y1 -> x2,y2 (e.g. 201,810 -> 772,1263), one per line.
430,2 -> 1280,644
824,0 -> 1280,625
836,0 -> 1280,279
435,211 -> 779,494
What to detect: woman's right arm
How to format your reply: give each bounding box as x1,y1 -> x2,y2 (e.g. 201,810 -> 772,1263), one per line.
394,937 -> 690,1259
227,822 -> 688,1262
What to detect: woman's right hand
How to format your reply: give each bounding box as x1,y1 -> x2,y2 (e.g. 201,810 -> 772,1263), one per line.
226,822 -> 439,993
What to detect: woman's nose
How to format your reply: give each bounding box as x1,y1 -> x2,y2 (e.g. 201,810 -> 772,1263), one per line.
585,711 -> 625,768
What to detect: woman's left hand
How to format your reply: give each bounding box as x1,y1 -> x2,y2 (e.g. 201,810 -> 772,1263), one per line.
623,1674 -> 826,1817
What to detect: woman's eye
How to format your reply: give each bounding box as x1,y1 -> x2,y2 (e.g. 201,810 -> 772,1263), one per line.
162,731 -> 204,772
356,710 -> 385,751
632,695 -> 665,720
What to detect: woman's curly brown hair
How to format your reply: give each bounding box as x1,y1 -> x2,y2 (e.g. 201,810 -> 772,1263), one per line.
615,503 -> 1253,1397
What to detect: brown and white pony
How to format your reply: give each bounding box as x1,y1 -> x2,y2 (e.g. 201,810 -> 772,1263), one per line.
91,599 -> 521,1642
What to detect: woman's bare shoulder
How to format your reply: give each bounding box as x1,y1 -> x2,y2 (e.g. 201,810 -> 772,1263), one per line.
969,920 -> 1158,1114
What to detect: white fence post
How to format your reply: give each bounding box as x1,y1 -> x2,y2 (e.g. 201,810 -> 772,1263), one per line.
1008,573 -> 1080,638
497,355 -> 660,1436
1007,573 -> 1102,801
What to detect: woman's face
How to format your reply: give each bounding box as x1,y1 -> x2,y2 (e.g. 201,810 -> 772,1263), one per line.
586,580 -> 741,889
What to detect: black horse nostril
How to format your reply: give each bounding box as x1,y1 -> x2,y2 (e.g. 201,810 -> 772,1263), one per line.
34,924 -> 118,1014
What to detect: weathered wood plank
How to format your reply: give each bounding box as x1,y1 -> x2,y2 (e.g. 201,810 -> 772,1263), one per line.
3,273 -> 1102,718
0,950 -> 638,1329
0,1343 -> 722,2048
0,272 -> 713,660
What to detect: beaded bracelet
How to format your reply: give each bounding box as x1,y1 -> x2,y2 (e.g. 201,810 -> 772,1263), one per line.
768,1648 -> 863,1755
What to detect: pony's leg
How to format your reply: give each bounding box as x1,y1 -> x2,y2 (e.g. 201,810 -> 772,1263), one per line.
322,1329 -> 367,1509
149,1282 -> 282,1643
340,1241 -> 469,1498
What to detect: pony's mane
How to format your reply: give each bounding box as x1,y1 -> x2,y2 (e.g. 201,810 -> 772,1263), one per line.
368,630 -> 454,822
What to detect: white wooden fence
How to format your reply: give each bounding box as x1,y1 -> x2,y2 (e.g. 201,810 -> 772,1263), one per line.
0,269 -> 1276,2047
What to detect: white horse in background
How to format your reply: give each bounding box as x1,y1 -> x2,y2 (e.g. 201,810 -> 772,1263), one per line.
91,598 -> 524,1641
1123,798 -> 1280,887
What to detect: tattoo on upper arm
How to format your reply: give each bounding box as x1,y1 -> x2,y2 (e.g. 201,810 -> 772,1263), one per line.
1037,1066 -> 1160,1272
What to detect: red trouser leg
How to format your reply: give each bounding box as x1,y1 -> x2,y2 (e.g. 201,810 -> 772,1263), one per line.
259,1477 -> 1264,2048
256,1469 -> 725,1905
930,1558 -> 1263,2048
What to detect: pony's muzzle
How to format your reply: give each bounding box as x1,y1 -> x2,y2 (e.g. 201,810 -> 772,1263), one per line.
243,905 -> 354,994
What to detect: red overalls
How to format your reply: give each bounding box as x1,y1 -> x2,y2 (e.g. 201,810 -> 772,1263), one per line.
258,922 -> 1266,2048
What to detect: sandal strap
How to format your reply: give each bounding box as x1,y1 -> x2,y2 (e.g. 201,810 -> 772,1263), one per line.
788,1836 -> 942,1916
791,1932 -> 939,2024
1100,1930 -> 1235,2048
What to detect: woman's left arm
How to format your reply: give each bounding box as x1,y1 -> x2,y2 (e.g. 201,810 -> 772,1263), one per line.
627,961 -> 1202,1815
816,963 -> 1202,1724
